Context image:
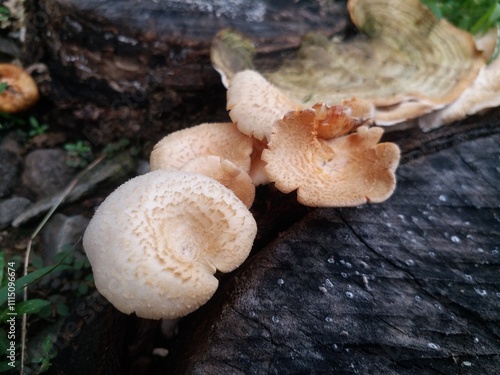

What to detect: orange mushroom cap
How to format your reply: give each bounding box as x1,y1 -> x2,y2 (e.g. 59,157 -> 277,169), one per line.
227,70 -> 305,142
262,103 -> 400,207
0,63 -> 39,113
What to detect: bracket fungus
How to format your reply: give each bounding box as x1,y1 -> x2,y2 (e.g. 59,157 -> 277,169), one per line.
211,0 -> 486,126
262,103 -> 400,207
82,170 -> 257,319
417,53 -> 500,131
0,63 -> 39,113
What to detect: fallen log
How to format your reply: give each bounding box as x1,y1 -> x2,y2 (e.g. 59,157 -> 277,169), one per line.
24,0 -> 348,145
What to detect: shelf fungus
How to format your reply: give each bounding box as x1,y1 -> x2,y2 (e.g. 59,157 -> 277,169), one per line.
0,63 -> 39,113
211,0 -> 486,126
262,103 -> 400,207
82,170 -> 257,319
417,52 -> 500,131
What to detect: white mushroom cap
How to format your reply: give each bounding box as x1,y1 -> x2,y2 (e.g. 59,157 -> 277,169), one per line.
82,170 -> 257,320
150,122 -> 253,174
180,155 -> 256,208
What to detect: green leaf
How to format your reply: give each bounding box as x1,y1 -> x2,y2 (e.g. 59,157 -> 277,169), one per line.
55,302 -> 69,317
0,82 -> 7,94
15,299 -> 51,315
0,252 -> 4,285
0,328 -> 8,353
0,299 -> 51,321
0,361 -> 16,373
0,253 -> 69,306
471,3 -> 500,34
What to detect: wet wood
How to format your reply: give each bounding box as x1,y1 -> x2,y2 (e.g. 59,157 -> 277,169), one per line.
164,112 -> 500,375
24,0 -> 348,145
28,1 -> 500,373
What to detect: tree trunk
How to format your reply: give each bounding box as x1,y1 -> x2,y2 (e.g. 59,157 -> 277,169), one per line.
30,1 -> 500,374
24,0 -> 348,146
165,113 -> 500,375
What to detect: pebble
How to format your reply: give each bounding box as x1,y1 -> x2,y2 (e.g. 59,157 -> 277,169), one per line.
21,148 -> 76,198
0,196 -> 32,229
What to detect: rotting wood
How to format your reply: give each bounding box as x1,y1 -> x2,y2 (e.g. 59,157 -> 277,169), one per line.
23,0 -> 348,146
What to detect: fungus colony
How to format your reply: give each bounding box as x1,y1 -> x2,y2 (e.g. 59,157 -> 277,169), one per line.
83,72 -> 400,319
83,0 -> 500,319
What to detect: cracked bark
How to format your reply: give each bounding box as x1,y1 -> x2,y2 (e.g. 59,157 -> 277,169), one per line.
23,0 -> 347,145
33,1 -> 500,373
162,111 -> 500,375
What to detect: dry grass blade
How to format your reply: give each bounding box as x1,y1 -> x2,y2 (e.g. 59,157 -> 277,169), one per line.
19,153 -> 106,374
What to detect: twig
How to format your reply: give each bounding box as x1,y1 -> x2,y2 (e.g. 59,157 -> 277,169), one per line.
19,153 -> 106,375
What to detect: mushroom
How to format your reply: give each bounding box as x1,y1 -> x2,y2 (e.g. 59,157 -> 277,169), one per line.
0,63 -> 39,113
82,170 -> 257,319
150,122 -> 253,174
417,53 -> 500,131
180,155 -> 256,208
262,103 -> 400,207
211,0 -> 486,126
227,70 -> 304,142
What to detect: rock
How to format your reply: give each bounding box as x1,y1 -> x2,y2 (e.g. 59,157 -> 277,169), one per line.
41,213 -> 90,263
0,149 -> 20,198
12,150 -> 137,227
0,196 -> 32,229
21,148 -> 76,199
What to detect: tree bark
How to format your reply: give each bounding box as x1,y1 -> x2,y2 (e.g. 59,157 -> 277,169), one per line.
28,1 -> 500,373
24,0 -> 348,146
164,112 -> 500,375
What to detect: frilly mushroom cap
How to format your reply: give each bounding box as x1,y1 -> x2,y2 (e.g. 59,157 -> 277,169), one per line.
227,70 -> 305,142
180,155 -> 256,208
82,170 -> 257,320
0,63 -> 39,113
262,104 -> 400,207
248,138 -> 270,186
150,122 -> 253,173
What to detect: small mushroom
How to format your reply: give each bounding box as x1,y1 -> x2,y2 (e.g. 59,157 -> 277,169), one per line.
227,70 -> 304,142
0,63 -> 39,113
83,170 -> 257,319
262,103 -> 400,207
180,155 -> 256,208
150,122 -> 253,173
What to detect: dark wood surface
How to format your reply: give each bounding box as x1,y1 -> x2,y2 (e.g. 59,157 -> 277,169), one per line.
31,1 -> 500,373
164,113 -> 500,375
25,0 -> 348,145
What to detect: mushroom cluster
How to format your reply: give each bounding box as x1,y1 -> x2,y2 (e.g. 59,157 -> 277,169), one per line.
211,0 -> 500,131
83,66 -> 400,320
